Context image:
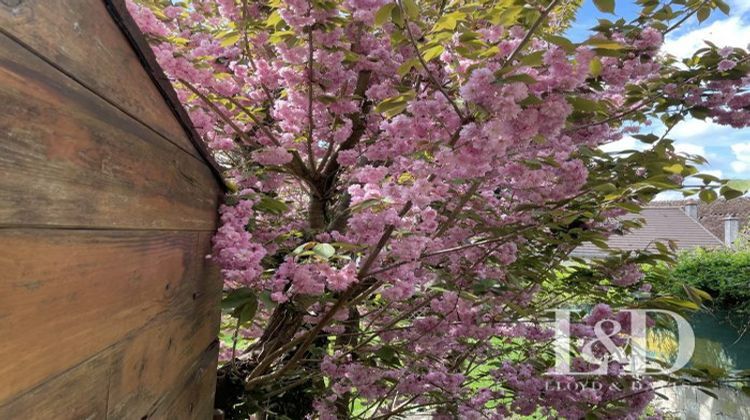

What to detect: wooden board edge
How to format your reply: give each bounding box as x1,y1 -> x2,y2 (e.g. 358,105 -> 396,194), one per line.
103,0 -> 228,193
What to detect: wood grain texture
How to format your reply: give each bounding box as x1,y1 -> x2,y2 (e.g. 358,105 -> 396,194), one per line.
0,32 -> 220,230
148,342 -> 220,420
0,315 -> 220,420
104,0 -> 226,188
0,229 -> 221,407
0,348 -> 114,420
105,289 -> 220,419
0,0 -> 202,160
0,2 -> 224,416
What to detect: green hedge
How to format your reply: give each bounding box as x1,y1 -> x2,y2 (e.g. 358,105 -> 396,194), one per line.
662,248 -> 750,317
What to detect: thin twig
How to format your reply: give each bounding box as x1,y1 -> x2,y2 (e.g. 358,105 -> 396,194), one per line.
306,5 -> 317,171
499,0 -> 562,73
664,0 -> 712,35
399,0 -> 465,121
180,79 -> 253,145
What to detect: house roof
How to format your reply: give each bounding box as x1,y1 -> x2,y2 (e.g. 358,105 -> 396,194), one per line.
647,198 -> 750,240
105,0 -> 227,191
572,207 -> 724,258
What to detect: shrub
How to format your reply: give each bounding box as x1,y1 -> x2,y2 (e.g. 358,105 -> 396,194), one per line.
662,248 -> 750,318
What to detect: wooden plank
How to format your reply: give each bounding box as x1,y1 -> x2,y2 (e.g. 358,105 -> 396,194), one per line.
107,340 -> 219,420
0,0 -> 203,161
0,347 -> 114,420
106,280 -> 220,419
0,229 -> 220,403
0,292 -> 220,420
150,342 -> 220,420
105,0 -> 226,189
0,32 -> 220,230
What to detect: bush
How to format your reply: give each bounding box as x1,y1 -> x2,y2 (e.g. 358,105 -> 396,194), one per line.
661,248 -> 750,318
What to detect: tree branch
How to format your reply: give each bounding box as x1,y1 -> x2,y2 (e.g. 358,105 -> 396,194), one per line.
306,11 -> 317,172
399,0 -> 465,121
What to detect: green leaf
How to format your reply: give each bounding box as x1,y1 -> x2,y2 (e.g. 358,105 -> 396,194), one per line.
699,189 -> 718,203
269,30 -> 295,44
348,198 -> 383,213
397,58 -> 420,76
693,173 -> 721,185
715,0 -> 730,15
375,91 -> 415,117
434,11 -> 464,31
590,239 -> 610,249
546,35 -> 577,53
697,6 -> 710,23
234,295 -> 259,325
685,285 -> 712,302
589,57 -> 602,77
593,0 -> 615,14
689,106 -> 709,119
375,3 -> 396,26
519,95 -> 543,106
313,243 -> 336,260
698,388 -> 719,399
254,196 -> 289,215
376,345 -> 402,367
402,0 -> 419,19
720,185 -> 744,200
726,179 -> 750,193
586,38 -> 623,50
391,4 -> 404,26
567,96 -> 604,113
498,74 -> 537,84
317,94 -> 338,104
493,5 -> 523,26
518,50 -> 545,67
614,202 -> 642,212
266,11 -> 283,27
649,296 -> 700,311
422,45 -> 444,62
220,31 -> 241,47
633,134 -> 659,144
258,290 -> 276,309
593,183 -> 617,194
222,288 -> 256,310
663,164 -> 684,174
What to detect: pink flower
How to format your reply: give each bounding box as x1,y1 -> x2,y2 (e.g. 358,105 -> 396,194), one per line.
719,47 -> 734,58
253,147 -> 293,165
718,59 -> 736,71
612,264 -> 644,287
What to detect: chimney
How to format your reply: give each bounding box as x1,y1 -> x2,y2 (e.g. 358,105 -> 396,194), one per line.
724,216 -> 740,247
684,202 -> 698,220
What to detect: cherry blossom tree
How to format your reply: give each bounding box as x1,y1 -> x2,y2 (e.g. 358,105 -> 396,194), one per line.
128,0 -> 749,418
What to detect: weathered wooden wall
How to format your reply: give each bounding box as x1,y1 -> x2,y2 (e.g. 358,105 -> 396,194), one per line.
0,0 -> 224,418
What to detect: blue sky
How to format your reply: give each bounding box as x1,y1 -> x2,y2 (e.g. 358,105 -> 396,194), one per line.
569,0 -> 750,192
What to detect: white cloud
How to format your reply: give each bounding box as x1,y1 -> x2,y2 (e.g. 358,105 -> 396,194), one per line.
685,170 -> 724,188
732,142 -> 750,156
702,169 -> 724,178
653,190 -> 685,201
730,0 -> 750,13
667,118 -> 745,151
599,135 -> 647,153
731,142 -> 750,175
670,118 -> 727,140
663,16 -> 750,58
674,143 -> 706,156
